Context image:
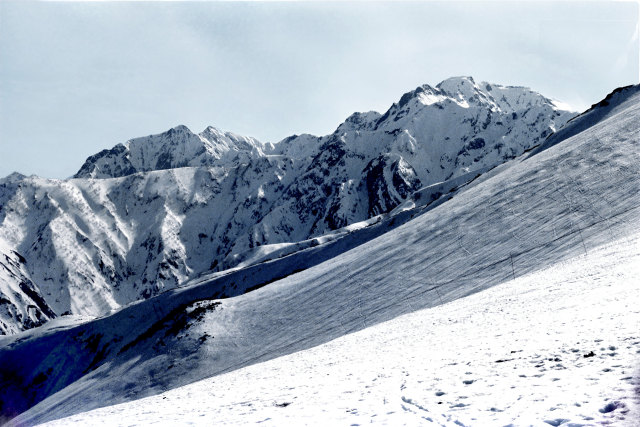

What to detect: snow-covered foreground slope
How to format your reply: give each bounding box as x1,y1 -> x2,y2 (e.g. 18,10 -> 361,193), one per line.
42,232 -> 640,427
0,77 -> 573,335
1,85 -> 637,425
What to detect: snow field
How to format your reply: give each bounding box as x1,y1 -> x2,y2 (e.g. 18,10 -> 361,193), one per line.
42,232 -> 640,426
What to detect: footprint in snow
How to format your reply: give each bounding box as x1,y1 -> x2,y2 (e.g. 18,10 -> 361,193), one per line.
599,400 -> 625,414
543,418 -> 570,426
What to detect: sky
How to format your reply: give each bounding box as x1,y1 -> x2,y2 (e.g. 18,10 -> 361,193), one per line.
0,1 -> 638,179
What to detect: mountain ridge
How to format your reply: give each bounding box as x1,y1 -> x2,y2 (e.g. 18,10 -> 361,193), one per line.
73,76 -> 573,181
0,77 -> 574,336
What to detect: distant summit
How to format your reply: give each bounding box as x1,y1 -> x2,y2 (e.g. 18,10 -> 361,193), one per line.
74,125 -> 264,179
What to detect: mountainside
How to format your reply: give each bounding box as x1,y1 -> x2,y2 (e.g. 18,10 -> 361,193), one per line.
40,233 -> 640,426
0,239 -> 55,335
0,77 -> 574,336
1,83 -> 637,426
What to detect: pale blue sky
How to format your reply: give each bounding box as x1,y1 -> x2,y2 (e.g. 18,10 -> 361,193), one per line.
0,1 -> 638,179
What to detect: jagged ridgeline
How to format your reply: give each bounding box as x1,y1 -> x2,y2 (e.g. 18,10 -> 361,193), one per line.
0,77 -> 574,335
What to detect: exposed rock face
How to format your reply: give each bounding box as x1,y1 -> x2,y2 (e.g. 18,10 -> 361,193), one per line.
364,154 -> 422,217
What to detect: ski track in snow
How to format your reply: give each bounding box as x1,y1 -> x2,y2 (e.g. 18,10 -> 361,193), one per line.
42,233 -> 640,426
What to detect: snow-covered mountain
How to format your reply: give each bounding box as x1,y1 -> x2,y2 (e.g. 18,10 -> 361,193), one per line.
0,83 -> 637,426
0,77 -> 574,337
74,125 -> 265,179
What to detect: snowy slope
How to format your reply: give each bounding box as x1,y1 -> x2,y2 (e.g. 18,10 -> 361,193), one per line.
0,77 -> 574,335
1,84 -> 637,425
41,232 -> 640,426
534,84 -> 640,154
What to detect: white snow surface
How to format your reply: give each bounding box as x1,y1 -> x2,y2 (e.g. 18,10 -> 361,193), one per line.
41,233 -> 640,426
2,83 -> 638,426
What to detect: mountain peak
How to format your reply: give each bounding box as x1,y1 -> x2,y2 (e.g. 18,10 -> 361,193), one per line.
73,122 -> 269,178
335,111 -> 382,133
368,77 -> 572,137
199,125 -> 226,141
436,76 -> 478,95
170,124 -> 192,133
391,77 -> 488,113
395,84 -> 439,108
437,75 -> 476,86
0,172 -> 27,184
